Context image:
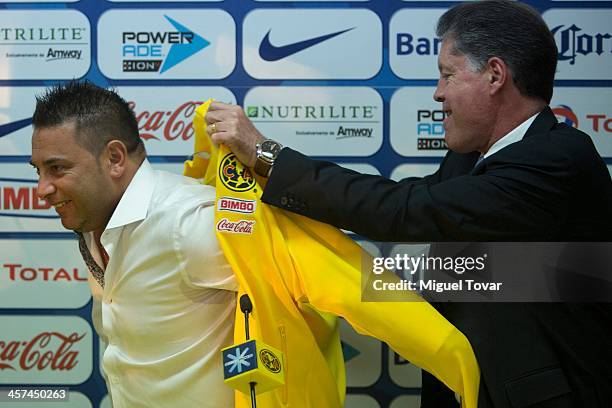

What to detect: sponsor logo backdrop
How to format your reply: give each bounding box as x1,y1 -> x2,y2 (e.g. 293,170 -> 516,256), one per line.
0,1 -> 610,407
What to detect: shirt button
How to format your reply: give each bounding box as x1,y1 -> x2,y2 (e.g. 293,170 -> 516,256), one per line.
111,376 -> 120,384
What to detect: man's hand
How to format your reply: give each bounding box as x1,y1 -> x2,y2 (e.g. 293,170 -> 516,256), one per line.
205,101 -> 265,168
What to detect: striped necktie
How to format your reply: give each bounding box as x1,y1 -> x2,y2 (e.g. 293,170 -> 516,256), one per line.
76,232 -> 105,288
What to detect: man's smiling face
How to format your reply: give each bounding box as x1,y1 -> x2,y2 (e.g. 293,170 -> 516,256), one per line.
433,40 -> 496,154
31,122 -> 115,233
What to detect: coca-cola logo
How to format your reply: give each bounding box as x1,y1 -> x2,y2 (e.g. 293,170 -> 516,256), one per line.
0,332 -> 85,371
128,100 -> 201,142
216,218 -> 255,234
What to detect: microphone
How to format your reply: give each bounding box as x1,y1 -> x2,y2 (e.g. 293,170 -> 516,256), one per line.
222,294 -> 285,406
240,294 -> 252,340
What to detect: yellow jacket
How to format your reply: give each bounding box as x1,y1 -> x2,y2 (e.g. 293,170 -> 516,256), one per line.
184,100 -> 480,408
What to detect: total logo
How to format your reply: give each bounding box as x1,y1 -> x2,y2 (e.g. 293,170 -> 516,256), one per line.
121,15 -> 209,74
552,105 -> 611,133
550,88 -> 611,158
552,105 -> 579,127
4,263 -> 87,282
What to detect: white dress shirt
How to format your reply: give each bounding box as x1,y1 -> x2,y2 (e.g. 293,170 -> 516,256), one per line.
482,112 -> 539,159
83,159 -> 237,408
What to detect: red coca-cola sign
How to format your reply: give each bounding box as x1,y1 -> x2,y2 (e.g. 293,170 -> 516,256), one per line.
0,332 -> 85,371
216,218 -> 256,234
128,100 -> 201,142
0,316 -> 92,384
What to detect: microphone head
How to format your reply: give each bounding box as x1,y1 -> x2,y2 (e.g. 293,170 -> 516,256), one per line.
240,294 -> 253,313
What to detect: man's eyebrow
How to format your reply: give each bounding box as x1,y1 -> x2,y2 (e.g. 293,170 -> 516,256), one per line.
29,157 -> 64,168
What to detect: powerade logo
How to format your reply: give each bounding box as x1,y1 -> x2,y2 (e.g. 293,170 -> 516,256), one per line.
552,105 -> 579,127
417,109 -> 447,151
551,24 -> 612,66
121,15 -> 209,73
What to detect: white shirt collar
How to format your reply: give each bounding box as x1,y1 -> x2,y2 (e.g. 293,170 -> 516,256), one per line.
106,159 -> 155,230
482,112 -> 539,159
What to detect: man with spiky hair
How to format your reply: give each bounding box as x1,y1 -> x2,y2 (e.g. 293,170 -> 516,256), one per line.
210,1 -> 612,407
30,80 -> 237,407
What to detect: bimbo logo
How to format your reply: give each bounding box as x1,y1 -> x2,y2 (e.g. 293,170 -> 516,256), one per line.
128,100 -> 200,142
216,218 -> 255,234
0,332 -> 85,372
551,24 -> 612,65
218,197 -> 256,214
0,178 -> 56,219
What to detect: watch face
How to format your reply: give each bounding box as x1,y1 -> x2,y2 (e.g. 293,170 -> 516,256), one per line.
262,140 -> 282,157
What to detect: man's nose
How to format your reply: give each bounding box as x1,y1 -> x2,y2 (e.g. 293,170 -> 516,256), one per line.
36,175 -> 56,199
433,79 -> 444,102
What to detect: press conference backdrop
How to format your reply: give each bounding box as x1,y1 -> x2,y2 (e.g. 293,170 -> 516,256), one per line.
0,0 -> 610,407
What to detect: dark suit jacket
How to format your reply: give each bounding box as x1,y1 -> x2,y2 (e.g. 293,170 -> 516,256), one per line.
262,107 -> 612,407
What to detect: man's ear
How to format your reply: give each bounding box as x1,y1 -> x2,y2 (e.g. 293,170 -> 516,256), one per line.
106,140 -> 128,178
487,57 -> 509,96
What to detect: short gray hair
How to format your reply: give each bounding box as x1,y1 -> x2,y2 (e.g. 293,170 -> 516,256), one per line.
436,0 -> 557,103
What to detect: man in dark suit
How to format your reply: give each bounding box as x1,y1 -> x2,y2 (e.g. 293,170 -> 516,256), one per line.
205,1 -> 612,406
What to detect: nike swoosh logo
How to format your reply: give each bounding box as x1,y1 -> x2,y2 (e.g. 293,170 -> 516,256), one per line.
0,117 -> 33,138
259,27 -> 355,62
